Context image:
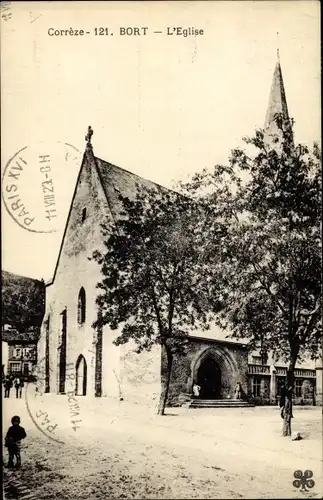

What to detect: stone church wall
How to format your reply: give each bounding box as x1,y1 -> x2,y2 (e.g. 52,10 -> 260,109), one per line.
167,338 -> 249,406
119,342 -> 161,408
39,152 -> 117,398
101,326 -> 122,399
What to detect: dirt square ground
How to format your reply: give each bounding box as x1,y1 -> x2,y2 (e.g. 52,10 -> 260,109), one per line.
3,390 -> 322,499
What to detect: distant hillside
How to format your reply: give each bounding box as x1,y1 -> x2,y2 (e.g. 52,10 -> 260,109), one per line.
2,270 -> 45,334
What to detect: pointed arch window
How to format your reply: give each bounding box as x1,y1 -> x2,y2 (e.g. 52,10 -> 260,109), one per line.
77,287 -> 86,325
81,208 -> 87,224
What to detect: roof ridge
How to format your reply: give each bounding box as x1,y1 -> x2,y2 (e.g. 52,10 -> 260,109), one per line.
95,156 -> 167,191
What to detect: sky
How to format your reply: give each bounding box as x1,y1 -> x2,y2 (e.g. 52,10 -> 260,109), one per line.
1,1 -> 321,282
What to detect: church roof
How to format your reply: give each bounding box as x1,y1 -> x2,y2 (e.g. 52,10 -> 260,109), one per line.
264,52 -> 292,142
264,56 -> 289,127
47,149 -> 167,286
95,157 -> 165,222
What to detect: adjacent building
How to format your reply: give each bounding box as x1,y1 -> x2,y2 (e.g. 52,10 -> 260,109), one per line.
247,350 -> 316,406
2,326 -> 39,379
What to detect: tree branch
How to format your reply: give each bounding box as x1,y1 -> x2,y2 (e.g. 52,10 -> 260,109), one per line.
252,262 -> 287,316
298,296 -> 321,318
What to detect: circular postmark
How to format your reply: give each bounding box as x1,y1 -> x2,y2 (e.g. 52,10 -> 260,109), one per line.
25,347 -> 97,444
2,141 -> 81,233
25,357 -> 65,444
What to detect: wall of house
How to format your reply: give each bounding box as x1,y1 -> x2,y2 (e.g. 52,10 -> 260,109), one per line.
249,374 -> 316,406
248,350 -> 316,370
6,342 -> 37,377
247,348 -> 317,405
38,151 -> 118,398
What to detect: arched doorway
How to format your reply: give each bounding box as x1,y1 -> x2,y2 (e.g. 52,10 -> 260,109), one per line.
197,356 -> 221,399
75,355 -> 87,396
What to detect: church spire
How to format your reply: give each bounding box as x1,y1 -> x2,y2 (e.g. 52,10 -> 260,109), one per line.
264,52 -> 292,145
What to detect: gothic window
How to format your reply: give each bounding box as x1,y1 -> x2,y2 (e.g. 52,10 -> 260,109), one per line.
77,287 -> 86,325
81,208 -> 87,223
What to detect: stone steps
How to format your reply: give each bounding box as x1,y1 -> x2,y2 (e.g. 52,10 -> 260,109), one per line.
189,399 -> 255,408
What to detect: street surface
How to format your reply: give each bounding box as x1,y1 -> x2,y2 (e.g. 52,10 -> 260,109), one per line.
3,389 -> 322,499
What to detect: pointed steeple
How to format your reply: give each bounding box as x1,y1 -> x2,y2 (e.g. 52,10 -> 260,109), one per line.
264,52 -> 293,146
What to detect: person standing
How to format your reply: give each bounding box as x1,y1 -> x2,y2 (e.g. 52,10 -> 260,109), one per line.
19,377 -> 24,398
192,383 -> 201,398
5,415 -> 27,468
4,376 -> 13,398
279,383 -> 287,417
282,395 -> 292,436
14,376 -> 21,399
235,382 -> 242,399
282,385 -> 293,437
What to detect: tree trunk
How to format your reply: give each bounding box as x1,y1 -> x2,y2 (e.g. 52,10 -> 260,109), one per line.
282,356 -> 297,437
285,272 -> 298,437
157,344 -> 173,416
282,398 -> 292,436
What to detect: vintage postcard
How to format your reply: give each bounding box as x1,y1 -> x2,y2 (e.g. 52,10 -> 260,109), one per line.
1,1 -> 321,499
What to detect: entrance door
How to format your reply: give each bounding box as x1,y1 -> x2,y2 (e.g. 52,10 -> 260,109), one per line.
197,357 -> 221,399
75,355 -> 87,396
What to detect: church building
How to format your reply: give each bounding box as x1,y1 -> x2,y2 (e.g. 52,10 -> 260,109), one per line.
37,56 -> 318,408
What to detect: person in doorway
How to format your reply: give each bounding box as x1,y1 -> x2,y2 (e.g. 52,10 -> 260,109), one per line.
235,382 -> 242,400
192,383 -> 201,398
5,415 -> 27,468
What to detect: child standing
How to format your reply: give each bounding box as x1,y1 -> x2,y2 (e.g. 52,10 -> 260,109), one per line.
5,415 -> 27,468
